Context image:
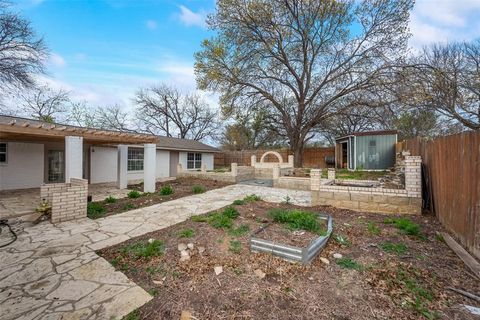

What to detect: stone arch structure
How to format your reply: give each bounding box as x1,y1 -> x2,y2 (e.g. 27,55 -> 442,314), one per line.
260,151 -> 284,164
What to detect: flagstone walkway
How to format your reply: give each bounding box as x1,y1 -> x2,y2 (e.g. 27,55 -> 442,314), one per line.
0,184 -> 310,320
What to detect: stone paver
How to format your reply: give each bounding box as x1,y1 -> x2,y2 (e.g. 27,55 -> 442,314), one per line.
0,184 -> 310,320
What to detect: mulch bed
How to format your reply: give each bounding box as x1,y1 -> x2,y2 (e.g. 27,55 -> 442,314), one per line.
90,178 -> 232,218
97,201 -> 479,320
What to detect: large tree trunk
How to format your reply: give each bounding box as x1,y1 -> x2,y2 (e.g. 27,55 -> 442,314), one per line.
291,140 -> 304,168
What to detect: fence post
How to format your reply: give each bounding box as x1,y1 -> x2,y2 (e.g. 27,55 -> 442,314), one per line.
310,169 -> 322,191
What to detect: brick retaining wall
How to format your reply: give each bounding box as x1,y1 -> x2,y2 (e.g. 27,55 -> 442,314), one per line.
41,178 -> 88,223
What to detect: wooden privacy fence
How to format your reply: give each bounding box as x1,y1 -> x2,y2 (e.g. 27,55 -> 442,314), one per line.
397,131 -> 480,259
214,147 -> 335,168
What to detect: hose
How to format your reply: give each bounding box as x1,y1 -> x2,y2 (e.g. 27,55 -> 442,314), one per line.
0,219 -> 17,248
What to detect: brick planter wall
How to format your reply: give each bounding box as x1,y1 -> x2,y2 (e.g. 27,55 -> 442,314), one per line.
41,178 -> 88,223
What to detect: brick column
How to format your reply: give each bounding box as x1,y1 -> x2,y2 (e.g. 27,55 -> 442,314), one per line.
288,155 -> 294,167
65,136 -> 83,183
272,165 -> 280,180
310,169 -> 322,191
251,155 -> 256,167
327,168 -> 335,180
177,163 -> 183,173
143,143 -> 157,193
405,156 -> 422,198
117,145 -> 128,189
231,162 -> 238,176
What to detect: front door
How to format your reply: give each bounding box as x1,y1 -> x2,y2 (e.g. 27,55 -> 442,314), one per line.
48,150 -> 64,182
169,151 -> 179,177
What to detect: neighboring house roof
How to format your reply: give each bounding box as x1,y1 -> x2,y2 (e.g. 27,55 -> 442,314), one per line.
0,115 -> 219,152
335,130 -> 397,141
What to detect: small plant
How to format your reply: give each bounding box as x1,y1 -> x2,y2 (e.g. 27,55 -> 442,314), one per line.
228,224 -> 250,237
232,199 -> 245,205
104,196 -> 117,204
367,222 -> 381,235
435,233 -> 445,243
243,194 -> 261,202
208,212 -> 234,229
229,240 -> 242,254
268,208 -> 326,234
127,190 -> 141,199
380,241 -> 408,255
178,228 -> 195,238
191,214 -> 209,222
282,195 -> 292,205
122,203 -> 136,211
192,185 -> 205,194
87,202 -> 106,219
148,288 -> 159,296
332,234 -> 351,246
124,309 -> 140,320
121,239 -> 164,259
384,218 -> 425,239
222,206 -> 240,219
336,257 -> 363,271
160,185 -> 174,195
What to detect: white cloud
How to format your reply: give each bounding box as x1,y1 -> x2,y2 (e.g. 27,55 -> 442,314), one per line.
49,53 -> 66,68
409,0 -> 480,50
177,5 -> 207,28
146,20 -> 157,30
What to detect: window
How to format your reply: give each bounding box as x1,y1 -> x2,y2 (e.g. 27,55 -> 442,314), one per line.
187,152 -> 202,169
128,148 -> 144,171
0,143 -> 6,164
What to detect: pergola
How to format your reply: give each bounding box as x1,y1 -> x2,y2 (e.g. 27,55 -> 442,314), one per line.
0,116 -> 159,192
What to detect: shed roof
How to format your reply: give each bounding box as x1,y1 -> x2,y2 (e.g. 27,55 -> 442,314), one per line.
156,136 -> 219,153
335,130 -> 397,141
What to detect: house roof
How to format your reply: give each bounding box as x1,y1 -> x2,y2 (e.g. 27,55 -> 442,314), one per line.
335,130 -> 397,141
0,115 -> 218,151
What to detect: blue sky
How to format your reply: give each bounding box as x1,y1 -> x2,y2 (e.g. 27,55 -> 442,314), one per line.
13,0 -> 480,109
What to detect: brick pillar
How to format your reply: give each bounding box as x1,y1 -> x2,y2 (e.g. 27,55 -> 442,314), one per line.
201,164 -> 207,173
65,136 -> 83,183
272,165 -> 280,180
143,143 -> 157,193
231,162 -> 238,176
288,155 -> 294,167
327,168 -> 335,180
117,145 -> 128,189
405,156 -> 422,198
310,169 -> 322,191
251,155 -> 256,167
177,163 -> 183,173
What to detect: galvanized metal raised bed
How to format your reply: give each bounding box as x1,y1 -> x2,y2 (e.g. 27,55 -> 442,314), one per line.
249,213 -> 333,265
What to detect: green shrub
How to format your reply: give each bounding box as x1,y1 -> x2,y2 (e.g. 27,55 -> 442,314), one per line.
380,241 -> 408,255
336,257 -> 363,270
243,194 -> 261,202
127,190 -> 141,199
268,208 -> 325,234
228,224 -> 250,237
121,239 -> 164,259
122,203 -> 136,211
332,234 -> 350,246
192,185 -> 205,194
232,199 -> 245,205
160,185 -> 174,195
367,222 -> 381,235
178,228 -> 195,238
104,196 -> 117,204
87,202 -> 106,219
208,212 -> 234,229
222,206 -> 239,219
229,240 -> 242,254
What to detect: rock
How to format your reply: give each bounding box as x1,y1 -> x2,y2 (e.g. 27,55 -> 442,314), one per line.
320,257 -> 330,265
254,269 -> 266,279
179,255 -> 190,262
197,246 -> 205,254
214,266 -> 223,275
180,311 -> 192,320
187,243 -> 194,250
333,253 -> 343,259
178,243 -> 187,251
148,238 -> 155,244
180,250 -> 189,258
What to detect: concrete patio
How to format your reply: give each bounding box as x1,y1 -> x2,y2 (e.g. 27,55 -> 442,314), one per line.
0,184 -> 310,320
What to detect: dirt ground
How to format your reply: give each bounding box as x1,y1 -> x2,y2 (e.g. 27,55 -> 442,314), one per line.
89,178 -> 232,218
98,200 -> 479,320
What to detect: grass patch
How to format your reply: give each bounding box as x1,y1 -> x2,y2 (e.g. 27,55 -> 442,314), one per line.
191,214 -> 209,222
208,212 -> 234,229
232,199 -> 245,205
222,206 -> 239,219
332,234 -> 351,246
228,224 -> 250,237
127,190 -> 141,199
268,208 -> 326,235
367,222 -> 381,235
384,218 -> 425,239
380,241 -> 408,255
121,240 -> 164,259
122,203 -> 136,211
243,194 -> 261,202
229,240 -> 242,254
124,309 -> 140,320
191,185 -> 205,194
336,257 -> 363,270
322,169 -> 387,180
87,202 -> 106,219
104,196 -> 117,204
178,228 -> 195,238
159,185 -> 174,195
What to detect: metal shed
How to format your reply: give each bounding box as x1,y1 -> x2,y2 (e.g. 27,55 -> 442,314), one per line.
335,131 -> 397,170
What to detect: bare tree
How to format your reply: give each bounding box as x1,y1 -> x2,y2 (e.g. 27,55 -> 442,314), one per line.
20,85 -> 69,123
0,1 -> 47,93
195,0 -> 413,166
69,101 -> 135,132
401,40 -> 480,130
135,84 -> 219,141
